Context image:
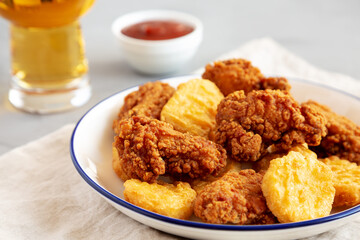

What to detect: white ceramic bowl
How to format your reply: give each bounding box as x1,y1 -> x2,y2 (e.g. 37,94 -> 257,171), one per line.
111,10 -> 203,75
71,75 -> 360,240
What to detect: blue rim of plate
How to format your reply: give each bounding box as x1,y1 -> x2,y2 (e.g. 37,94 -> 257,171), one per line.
70,75 -> 360,231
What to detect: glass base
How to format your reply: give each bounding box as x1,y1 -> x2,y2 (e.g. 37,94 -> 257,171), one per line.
8,76 -> 91,114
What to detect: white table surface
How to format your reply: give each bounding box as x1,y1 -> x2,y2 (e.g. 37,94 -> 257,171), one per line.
0,0 -> 359,155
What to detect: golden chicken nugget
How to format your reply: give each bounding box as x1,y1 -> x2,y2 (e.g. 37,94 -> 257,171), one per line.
194,170 -> 276,224
123,179 -> 197,219
262,150 -> 335,223
160,78 -> 224,138
320,156 -> 360,207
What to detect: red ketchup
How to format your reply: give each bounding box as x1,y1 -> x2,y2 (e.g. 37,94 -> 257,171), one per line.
121,20 -> 194,40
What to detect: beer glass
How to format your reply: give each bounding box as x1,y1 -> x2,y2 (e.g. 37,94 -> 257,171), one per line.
0,0 -> 94,113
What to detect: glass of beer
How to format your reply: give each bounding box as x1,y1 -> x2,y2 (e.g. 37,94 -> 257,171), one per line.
0,0 -> 95,113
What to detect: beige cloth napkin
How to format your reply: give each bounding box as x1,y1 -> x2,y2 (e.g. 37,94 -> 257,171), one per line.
1,38 -> 360,240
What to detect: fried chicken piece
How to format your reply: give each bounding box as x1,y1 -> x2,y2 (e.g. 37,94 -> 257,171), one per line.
202,59 -> 291,96
194,169 -> 277,224
113,81 -> 175,134
113,116 -> 227,182
213,90 -> 327,161
303,100 -> 360,164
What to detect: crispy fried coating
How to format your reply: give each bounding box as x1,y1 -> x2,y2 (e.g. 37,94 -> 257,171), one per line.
202,59 -> 291,96
160,79 -> 224,138
194,170 -> 277,225
113,116 -> 227,182
202,59 -> 263,96
124,179 -> 196,219
262,150 -> 335,223
113,81 -> 175,134
303,100 -> 360,164
320,156 -> 360,207
213,90 -> 327,161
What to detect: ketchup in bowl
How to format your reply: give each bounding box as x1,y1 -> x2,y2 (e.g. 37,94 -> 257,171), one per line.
121,20 -> 194,40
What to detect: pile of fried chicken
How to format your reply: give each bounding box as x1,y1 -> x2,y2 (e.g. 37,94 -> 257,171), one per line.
112,58 -> 360,225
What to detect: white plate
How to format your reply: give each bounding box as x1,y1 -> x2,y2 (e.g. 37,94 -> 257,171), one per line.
71,75 -> 360,240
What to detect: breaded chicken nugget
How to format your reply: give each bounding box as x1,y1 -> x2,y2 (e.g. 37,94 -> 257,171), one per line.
202,59 -> 291,96
202,59 -> 264,96
320,156 -> 360,207
303,100 -> 360,164
161,78 -> 224,138
214,90 -> 326,162
113,116 -> 227,182
123,179 -> 196,219
194,170 -> 277,224
113,81 -> 175,134
262,150 -> 335,223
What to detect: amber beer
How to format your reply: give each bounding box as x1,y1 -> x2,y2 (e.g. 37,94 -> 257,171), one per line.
0,0 -> 94,113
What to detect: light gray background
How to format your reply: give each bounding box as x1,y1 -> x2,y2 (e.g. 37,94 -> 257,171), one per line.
0,0 -> 359,154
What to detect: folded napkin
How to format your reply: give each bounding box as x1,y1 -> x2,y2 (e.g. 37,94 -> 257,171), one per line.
1,38 -> 359,240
